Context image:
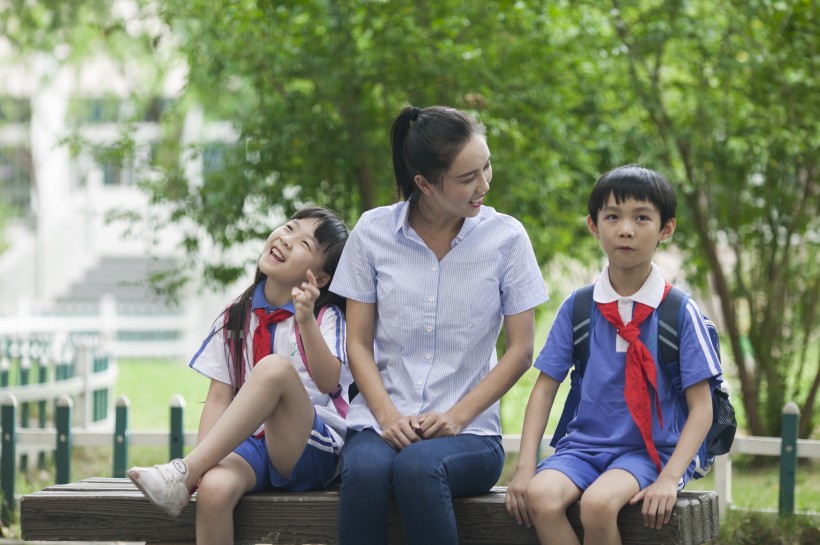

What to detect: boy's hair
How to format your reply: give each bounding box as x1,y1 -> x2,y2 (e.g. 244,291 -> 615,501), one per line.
221,207 -> 349,390
588,164 -> 677,229
391,105 -> 486,201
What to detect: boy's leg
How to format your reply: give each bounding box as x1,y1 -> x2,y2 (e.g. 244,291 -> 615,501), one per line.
185,355 -> 315,483
392,434 -> 503,545
338,429 -> 398,545
579,469 -> 640,545
527,469 -> 583,545
195,453 -> 257,545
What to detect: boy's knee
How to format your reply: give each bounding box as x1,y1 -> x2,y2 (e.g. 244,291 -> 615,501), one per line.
579,488 -> 623,522
526,480 -> 566,517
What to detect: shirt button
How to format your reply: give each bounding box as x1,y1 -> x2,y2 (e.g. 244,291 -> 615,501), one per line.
619,299 -> 630,306
417,379 -> 423,385
431,265 -> 438,272
425,326 -> 432,333
425,353 -> 432,360
428,296 -> 435,303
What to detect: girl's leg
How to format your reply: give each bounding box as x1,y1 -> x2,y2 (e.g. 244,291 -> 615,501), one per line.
194,453 -> 257,545
392,434 -> 503,545
526,469 -> 583,545
338,429 -> 397,545
184,355 -> 315,485
578,469 -> 640,545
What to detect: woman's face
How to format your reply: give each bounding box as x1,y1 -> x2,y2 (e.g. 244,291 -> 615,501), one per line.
424,135 -> 492,219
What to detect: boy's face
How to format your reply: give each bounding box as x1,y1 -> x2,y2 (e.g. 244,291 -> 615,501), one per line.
587,195 -> 675,276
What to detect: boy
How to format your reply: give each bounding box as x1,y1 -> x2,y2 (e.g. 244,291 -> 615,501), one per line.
505,165 -> 720,545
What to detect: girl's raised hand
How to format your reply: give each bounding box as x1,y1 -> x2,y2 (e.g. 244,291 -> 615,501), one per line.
292,269 -> 320,323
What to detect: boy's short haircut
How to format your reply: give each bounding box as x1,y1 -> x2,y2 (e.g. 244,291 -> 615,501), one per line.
588,164 -> 677,228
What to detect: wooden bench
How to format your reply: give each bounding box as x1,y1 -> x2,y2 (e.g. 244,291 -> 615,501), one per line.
20,478 -> 719,544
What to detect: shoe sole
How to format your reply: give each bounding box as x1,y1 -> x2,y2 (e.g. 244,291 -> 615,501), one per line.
127,468 -> 184,518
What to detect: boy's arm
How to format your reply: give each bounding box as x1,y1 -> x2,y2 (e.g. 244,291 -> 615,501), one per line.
630,379 -> 712,529
505,372 -> 560,527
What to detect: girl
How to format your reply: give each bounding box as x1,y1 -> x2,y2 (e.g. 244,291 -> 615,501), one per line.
330,106 -> 550,545
128,207 -> 350,545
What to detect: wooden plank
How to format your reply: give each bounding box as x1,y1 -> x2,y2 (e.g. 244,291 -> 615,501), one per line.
21,479 -> 719,545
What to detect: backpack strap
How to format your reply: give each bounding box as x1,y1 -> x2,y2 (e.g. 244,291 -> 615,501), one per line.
295,306 -> 349,418
657,286 -> 688,396
550,284 -> 594,448
571,284 -> 595,373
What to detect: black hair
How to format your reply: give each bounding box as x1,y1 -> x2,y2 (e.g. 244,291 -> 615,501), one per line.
221,207 -> 349,390
588,164 -> 677,228
391,105 -> 487,201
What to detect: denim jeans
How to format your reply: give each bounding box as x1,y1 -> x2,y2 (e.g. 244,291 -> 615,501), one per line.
338,428 -> 504,545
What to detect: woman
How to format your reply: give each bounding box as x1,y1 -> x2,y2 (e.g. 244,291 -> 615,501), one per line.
330,105 -> 549,545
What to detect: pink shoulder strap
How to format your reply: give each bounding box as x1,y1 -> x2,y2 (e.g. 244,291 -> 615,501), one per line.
294,306 -> 348,418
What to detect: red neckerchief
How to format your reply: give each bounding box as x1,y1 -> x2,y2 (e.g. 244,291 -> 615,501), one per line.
252,308 -> 293,364
596,282 -> 672,473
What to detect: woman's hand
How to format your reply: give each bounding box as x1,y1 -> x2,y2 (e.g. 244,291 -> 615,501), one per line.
292,269 -> 320,323
380,414 -> 423,450
417,411 -> 465,438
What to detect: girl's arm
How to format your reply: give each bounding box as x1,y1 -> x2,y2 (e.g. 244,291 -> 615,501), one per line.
505,372 -> 560,527
293,270 -> 342,393
346,299 -> 420,449
196,378 -> 233,444
629,378 -> 712,529
418,309 -> 536,438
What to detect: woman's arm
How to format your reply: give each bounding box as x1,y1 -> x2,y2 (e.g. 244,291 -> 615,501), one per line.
196,378 -> 233,444
346,299 -> 420,449
418,308 -> 536,438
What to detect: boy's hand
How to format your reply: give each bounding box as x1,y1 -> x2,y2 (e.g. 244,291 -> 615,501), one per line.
629,474 -> 678,529
505,468 -> 534,527
292,269 -> 321,323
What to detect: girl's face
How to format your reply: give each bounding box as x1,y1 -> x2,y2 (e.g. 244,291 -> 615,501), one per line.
418,135 -> 492,219
258,217 -> 329,289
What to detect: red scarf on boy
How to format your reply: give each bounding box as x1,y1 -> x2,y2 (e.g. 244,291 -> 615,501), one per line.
596,283 -> 672,474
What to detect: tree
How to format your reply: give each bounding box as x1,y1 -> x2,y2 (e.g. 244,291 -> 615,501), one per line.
593,0 -> 818,436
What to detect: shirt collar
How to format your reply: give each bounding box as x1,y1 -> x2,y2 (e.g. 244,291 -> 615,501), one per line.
251,280 -> 296,313
593,263 -> 666,308
394,199 -> 484,245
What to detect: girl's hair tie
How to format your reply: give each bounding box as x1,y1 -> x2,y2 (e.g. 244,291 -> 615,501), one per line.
410,106 -> 420,121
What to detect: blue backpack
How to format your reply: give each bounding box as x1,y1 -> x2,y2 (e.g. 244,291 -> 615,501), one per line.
551,284 -> 737,479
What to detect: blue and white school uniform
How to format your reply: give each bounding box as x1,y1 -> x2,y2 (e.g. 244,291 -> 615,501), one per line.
189,281 -> 350,491
330,201 -> 550,435
534,264 -> 721,489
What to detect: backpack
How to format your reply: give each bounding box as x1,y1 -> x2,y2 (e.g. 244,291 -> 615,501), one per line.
551,284 -> 737,479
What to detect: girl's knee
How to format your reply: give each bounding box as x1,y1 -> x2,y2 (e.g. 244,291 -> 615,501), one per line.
196,471 -> 245,514
526,479 -> 570,518
252,355 -> 299,384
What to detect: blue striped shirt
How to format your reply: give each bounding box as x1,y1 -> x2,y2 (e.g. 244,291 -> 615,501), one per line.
330,202 -> 549,435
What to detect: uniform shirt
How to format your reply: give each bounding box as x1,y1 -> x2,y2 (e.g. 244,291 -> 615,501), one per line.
330,202 -> 549,435
535,264 -> 721,454
189,281 -> 350,444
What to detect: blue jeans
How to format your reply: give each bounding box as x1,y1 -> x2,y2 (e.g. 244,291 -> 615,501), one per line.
338,429 -> 504,545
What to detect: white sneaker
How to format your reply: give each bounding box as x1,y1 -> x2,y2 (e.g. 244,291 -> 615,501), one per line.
127,459 -> 191,517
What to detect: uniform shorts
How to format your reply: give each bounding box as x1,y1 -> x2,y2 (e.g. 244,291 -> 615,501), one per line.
536,447 -> 686,491
234,409 -> 341,492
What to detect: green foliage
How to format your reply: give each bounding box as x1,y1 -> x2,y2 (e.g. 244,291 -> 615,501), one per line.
2,0 -> 816,437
